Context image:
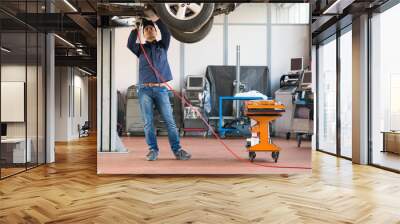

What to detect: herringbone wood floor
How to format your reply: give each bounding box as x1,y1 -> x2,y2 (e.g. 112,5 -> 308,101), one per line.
1,135 -> 400,224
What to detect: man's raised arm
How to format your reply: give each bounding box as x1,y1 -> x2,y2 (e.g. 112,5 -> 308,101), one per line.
127,28 -> 140,57
156,19 -> 171,50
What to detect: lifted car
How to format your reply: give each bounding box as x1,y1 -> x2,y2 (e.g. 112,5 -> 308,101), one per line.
99,3 -> 239,43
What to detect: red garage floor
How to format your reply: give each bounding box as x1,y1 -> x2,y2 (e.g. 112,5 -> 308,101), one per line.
97,137 -> 312,174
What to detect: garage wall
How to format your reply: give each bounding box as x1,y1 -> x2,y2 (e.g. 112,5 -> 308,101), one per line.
111,3 -> 309,95
113,27 -> 138,95
184,24 -> 224,76
227,25 -> 267,66
270,3 -> 309,24
270,25 -> 310,92
228,4 -> 267,23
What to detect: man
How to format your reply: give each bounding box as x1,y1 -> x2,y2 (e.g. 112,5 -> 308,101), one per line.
127,11 -> 191,161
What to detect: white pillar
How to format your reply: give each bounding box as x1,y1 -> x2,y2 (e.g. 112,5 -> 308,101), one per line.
352,14 -> 369,164
46,32 -> 55,163
97,28 -> 111,152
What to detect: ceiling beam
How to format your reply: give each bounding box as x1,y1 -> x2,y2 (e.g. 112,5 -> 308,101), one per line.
52,0 -> 97,47
67,13 -> 96,39
55,55 -> 96,72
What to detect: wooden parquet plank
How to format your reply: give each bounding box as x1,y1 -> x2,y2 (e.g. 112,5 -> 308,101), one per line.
0,135 -> 400,223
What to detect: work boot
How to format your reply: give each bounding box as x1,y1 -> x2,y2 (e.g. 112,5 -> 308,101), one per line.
174,149 -> 191,160
146,150 -> 158,161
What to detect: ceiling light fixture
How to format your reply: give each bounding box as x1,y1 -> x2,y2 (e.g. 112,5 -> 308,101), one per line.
323,0 -> 354,15
1,47 -> 11,53
63,0 -> 78,12
78,67 -> 93,76
54,34 -> 75,48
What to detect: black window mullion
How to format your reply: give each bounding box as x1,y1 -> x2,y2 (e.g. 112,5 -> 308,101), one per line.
44,0 -> 48,165
367,12 -> 373,165
336,30 -> 341,157
44,32 -> 47,164
36,0 -> 39,167
25,0 -> 28,171
316,45 -> 320,150
100,29 -> 103,152
109,29 -> 112,152
0,23 -> 2,179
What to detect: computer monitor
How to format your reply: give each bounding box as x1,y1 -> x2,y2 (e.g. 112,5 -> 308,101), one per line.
1,123 -> 7,137
301,71 -> 312,84
186,76 -> 205,90
291,58 -> 303,71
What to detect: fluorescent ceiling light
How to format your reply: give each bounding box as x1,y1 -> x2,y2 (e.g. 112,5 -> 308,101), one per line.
1,47 -> 11,53
323,0 -> 342,14
323,0 -> 354,15
63,0 -> 78,12
78,67 -> 93,76
54,34 -> 75,48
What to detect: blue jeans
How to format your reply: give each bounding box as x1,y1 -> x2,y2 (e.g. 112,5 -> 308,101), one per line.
138,86 -> 181,153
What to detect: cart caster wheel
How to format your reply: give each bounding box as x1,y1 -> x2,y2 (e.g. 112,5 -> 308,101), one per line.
249,152 -> 256,162
271,151 -> 279,163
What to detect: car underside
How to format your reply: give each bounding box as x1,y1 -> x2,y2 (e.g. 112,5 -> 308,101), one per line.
98,3 -> 239,43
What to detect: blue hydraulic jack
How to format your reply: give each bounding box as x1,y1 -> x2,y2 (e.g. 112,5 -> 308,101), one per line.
218,96 -> 263,138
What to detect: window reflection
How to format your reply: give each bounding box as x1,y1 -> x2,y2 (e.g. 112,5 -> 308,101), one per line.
371,3 -> 400,171
317,38 -> 337,154
0,1 -> 46,179
340,30 -> 352,158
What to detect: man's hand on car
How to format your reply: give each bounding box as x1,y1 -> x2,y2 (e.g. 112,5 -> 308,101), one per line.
144,7 -> 159,22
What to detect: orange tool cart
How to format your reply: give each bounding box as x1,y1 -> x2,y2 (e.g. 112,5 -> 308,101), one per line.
244,100 -> 285,162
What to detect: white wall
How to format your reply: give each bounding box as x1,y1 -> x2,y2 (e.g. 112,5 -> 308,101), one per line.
184,24 -> 224,76
113,27 -> 138,94
1,65 -> 35,138
270,3 -> 309,24
271,25 -> 310,92
55,66 -> 89,141
227,25 -> 267,66
55,67 -> 69,141
72,74 -> 89,138
228,3 -> 267,23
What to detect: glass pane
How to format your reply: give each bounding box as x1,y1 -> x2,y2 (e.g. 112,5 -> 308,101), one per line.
27,31 -> 38,169
340,30 -> 352,158
371,3 -> 400,171
1,24 -> 28,177
38,33 -> 45,165
26,0 -> 39,169
317,38 -> 337,154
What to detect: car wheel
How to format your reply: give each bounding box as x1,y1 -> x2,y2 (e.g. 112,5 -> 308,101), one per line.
169,17 -> 214,43
152,3 -> 215,32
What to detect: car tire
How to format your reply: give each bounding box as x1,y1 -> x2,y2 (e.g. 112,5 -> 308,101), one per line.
152,3 -> 215,32
169,17 -> 214,43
